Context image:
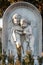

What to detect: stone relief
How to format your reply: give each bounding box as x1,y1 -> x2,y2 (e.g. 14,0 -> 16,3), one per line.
7,13 -> 34,61
2,2 -> 42,64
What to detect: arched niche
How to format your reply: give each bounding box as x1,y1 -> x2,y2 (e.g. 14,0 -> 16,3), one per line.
2,2 -> 42,56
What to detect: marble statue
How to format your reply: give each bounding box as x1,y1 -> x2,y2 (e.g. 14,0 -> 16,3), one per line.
20,18 -> 34,56
11,13 -> 34,60
12,13 -> 22,45
3,2 -> 42,59
11,13 -> 23,62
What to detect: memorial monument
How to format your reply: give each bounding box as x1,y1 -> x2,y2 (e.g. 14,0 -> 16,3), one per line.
2,1 -> 42,63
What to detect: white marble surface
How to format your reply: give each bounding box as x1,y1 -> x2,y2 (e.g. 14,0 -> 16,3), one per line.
2,2 -> 42,56
34,56 -> 39,65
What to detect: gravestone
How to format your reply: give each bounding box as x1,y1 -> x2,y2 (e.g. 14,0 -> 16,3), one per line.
2,2 -> 42,57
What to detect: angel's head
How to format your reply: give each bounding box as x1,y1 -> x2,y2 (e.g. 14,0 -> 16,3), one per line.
12,13 -> 21,25
20,18 -> 31,28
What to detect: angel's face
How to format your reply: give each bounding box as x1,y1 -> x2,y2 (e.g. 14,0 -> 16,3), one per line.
12,13 -> 21,25
20,18 -> 28,28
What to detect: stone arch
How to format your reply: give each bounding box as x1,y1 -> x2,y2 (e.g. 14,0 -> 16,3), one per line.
2,2 -> 42,56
